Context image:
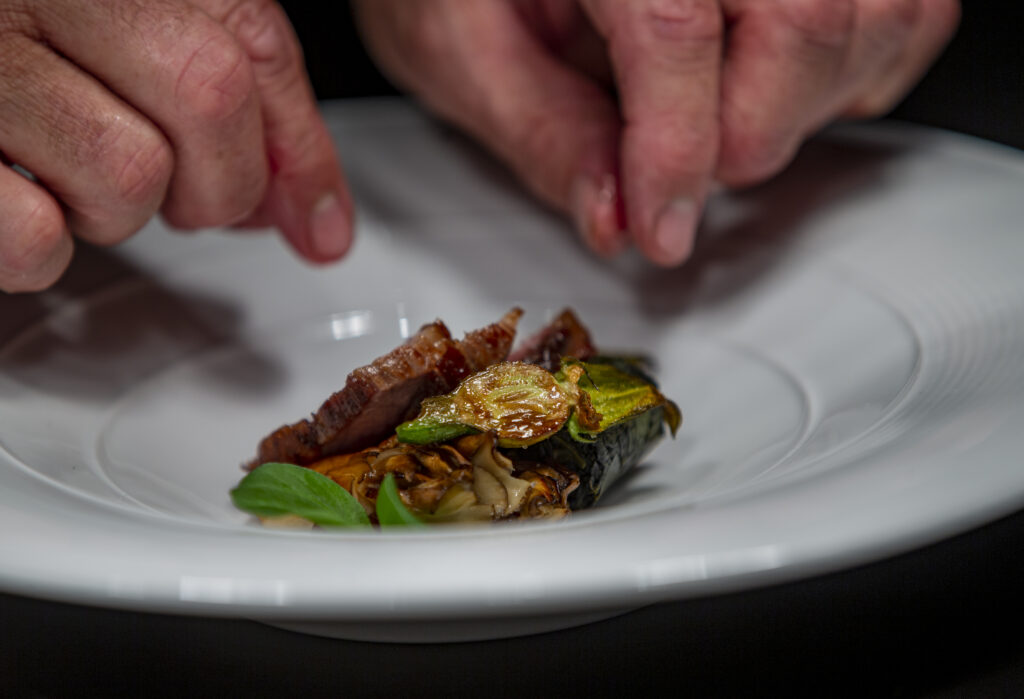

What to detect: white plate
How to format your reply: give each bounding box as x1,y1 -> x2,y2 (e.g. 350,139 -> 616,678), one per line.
2,100 -> 1024,643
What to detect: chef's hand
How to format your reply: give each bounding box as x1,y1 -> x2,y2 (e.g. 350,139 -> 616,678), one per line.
355,0 -> 959,265
0,0 -> 353,293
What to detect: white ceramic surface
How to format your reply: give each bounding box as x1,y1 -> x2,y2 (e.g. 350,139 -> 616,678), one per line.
2,99 -> 1023,642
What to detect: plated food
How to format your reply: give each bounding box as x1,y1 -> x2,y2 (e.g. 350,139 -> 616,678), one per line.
232,309 -> 680,528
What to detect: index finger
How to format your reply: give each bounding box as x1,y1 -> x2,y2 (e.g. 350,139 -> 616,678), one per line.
216,0 -> 354,262
581,0 -> 723,266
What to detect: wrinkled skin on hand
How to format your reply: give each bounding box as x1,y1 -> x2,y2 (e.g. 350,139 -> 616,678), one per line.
0,0 -> 353,293
354,0 -> 960,265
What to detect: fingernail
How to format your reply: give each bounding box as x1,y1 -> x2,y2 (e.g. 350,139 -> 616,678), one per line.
652,198 -> 699,265
309,193 -> 351,259
570,173 -> 626,257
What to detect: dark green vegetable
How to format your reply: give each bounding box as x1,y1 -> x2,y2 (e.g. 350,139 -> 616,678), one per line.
375,473 -> 426,527
509,406 -> 671,510
510,357 -> 679,508
230,462 -> 371,528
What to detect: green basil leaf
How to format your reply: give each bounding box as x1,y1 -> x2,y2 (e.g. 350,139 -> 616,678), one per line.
231,462 -> 371,528
375,473 -> 425,527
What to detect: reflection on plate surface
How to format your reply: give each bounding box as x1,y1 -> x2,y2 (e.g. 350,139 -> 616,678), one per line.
1,99 -> 1023,642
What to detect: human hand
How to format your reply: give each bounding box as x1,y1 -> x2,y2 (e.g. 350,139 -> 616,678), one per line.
354,0 -> 959,265
0,0 -> 353,293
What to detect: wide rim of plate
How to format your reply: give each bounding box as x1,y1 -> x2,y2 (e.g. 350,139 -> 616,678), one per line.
2,427 -> 1022,620
1,100 -> 1023,623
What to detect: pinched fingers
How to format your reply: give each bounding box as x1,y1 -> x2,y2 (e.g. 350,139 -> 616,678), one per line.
576,0 -> 957,267
355,0 -> 627,257
358,0 -> 956,272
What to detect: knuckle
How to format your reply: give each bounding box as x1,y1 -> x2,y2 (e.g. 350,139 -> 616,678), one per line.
642,128 -> 717,183
272,119 -> 332,179
163,190 -> 255,230
861,0 -> 919,38
161,165 -> 267,230
174,30 -> 255,123
927,0 -> 962,37
82,117 -> 171,217
41,110 -> 170,246
780,0 -> 855,48
718,125 -> 796,186
107,134 -> 173,209
891,0 -> 922,27
636,0 -> 723,44
385,9 -> 453,80
605,0 -> 723,74
225,0 -> 299,82
1,196 -> 64,280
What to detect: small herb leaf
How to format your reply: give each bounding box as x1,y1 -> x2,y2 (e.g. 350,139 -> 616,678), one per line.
231,462 -> 371,528
376,473 -> 425,527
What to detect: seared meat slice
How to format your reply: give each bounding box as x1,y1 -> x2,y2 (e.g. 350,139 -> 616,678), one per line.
508,308 -> 596,371
250,308 -> 522,468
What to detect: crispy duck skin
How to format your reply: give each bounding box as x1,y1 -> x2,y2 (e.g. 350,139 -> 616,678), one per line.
507,308 -> 597,371
249,308 -> 523,469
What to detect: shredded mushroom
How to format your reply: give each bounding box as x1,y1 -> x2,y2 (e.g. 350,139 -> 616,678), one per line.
310,433 -> 578,523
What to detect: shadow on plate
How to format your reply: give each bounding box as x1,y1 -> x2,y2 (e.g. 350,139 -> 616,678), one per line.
368,124 -> 906,322
0,243 -> 285,402
634,136 -> 905,318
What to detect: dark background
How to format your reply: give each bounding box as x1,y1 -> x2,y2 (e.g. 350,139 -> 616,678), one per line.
3,3 -> 1023,697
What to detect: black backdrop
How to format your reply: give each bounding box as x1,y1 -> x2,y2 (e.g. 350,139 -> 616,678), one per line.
3,4 -> 1023,698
